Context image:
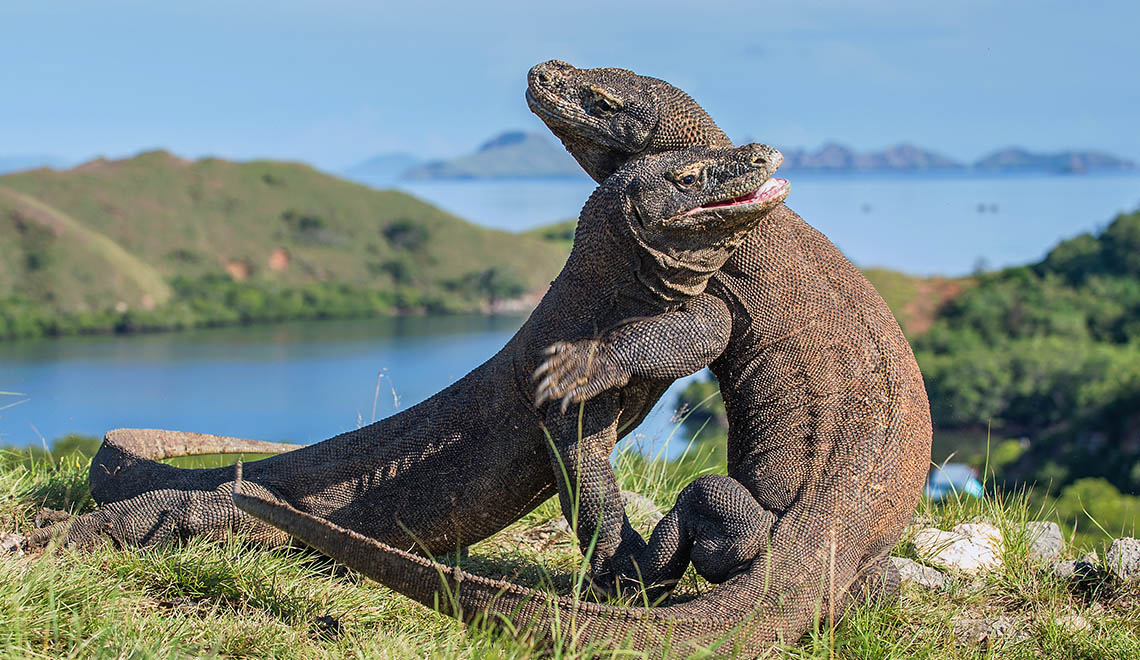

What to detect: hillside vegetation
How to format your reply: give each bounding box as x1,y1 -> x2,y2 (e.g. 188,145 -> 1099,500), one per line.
0,151 -> 567,339
913,208 -> 1140,495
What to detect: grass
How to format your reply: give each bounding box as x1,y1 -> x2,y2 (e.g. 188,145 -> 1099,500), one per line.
1,442 -> 1138,659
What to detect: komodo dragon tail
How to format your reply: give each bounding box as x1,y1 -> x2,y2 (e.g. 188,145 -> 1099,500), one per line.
89,428 -> 298,502
233,469 -> 869,657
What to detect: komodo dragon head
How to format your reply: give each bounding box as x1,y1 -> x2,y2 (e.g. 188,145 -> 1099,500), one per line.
527,59 -> 732,183
579,143 -> 789,305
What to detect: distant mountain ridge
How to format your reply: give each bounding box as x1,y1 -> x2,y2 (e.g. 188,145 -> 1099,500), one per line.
359,132 -> 1137,180
781,142 -> 965,171
401,131 -> 580,180
974,147 -> 1134,173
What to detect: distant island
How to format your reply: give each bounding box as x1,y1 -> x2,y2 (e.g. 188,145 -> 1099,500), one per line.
346,131 -> 1137,182
401,132 -> 581,180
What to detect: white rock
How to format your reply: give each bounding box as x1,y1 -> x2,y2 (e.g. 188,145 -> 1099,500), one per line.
913,526 -> 1002,574
1106,537 -> 1140,581
890,556 -> 946,590
953,522 -> 1004,553
620,491 -> 664,527
1026,521 -> 1064,561
0,533 -> 24,556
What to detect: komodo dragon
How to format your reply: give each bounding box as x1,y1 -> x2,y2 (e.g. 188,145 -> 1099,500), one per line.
231,63 -> 932,656
18,143 -> 785,569
526,60 -> 932,602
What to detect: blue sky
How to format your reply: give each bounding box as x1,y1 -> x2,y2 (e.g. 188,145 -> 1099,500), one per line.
1,0 -> 1136,171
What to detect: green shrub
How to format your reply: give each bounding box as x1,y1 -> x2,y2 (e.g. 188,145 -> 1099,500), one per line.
381,218 -> 430,251
1053,477 -> 1140,543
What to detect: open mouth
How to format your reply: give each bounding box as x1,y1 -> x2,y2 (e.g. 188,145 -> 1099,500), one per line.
699,178 -> 790,210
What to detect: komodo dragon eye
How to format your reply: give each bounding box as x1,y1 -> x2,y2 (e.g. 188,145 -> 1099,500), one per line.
588,86 -> 624,112
668,165 -> 705,189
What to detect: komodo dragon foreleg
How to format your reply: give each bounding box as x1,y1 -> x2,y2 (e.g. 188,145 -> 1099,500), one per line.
537,293 -> 772,599
535,294 -> 733,411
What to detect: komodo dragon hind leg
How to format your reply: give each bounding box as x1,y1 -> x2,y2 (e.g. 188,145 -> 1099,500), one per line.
89,428 -> 299,503
611,474 -> 776,604
835,554 -> 901,621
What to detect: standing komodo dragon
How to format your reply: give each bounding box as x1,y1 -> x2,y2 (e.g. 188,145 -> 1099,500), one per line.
232,62 -> 932,656
526,60 -> 931,601
18,142 -> 785,575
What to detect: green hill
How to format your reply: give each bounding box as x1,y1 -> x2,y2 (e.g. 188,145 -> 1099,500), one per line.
0,151 -> 568,339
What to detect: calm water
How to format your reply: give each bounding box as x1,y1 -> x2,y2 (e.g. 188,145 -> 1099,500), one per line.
0,316 -> 696,451
395,171 -> 1140,277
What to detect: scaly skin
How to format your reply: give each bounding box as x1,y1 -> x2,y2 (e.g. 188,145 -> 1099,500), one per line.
18,144 -> 784,578
230,62 -> 933,656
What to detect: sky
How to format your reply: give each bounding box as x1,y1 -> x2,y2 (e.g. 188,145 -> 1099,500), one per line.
1,0 -> 1137,171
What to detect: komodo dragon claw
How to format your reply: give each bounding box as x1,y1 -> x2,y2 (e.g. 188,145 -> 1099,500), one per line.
533,340 -> 626,412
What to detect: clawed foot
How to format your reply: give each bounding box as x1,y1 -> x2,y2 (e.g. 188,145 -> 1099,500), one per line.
583,562 -> 675,605
533,340 -> 628,412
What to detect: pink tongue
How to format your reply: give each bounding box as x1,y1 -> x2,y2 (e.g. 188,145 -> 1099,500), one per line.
755,178 -> 787,201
